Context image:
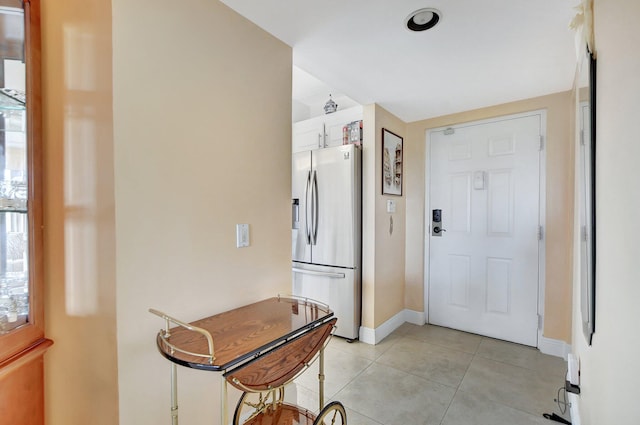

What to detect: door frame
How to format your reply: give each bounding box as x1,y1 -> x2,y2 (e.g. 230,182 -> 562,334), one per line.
423,110 -> 547,346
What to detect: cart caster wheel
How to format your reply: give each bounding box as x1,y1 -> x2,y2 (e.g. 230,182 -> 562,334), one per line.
313,401 -> 347,425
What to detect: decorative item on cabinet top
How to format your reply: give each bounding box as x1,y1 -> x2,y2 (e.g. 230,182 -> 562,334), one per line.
342,120 -> 363,146
324,94 -> 338,114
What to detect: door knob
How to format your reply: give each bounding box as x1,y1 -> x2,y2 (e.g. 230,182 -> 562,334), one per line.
433,226 -> 447,234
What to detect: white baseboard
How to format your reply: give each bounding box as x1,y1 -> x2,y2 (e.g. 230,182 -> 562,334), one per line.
404,309 -> 426,325
568,392 -> 581,425
360,312 -> 571,361
358,326 -> 376,345
538,334 -> 571,360
359,310 -> 404,344
359,309 -> 425,345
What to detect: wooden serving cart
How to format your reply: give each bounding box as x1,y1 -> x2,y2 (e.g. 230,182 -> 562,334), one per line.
150,296 -> 347,425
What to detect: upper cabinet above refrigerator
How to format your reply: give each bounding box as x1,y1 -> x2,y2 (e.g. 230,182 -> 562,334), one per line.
292,105 -> 363,153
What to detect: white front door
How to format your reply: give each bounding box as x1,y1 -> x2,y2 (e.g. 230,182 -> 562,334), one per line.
428,113 -> 543,346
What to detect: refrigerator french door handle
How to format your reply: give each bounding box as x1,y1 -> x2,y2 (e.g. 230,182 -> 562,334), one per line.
292,267 -> 346,279
305,170 -> 312,245
311,170 -> 319,245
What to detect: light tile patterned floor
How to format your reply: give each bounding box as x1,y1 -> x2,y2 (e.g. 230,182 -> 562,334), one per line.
290,323 -> 571,425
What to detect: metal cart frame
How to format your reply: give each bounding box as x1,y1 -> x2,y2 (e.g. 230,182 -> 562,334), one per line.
150,296 -> 346,425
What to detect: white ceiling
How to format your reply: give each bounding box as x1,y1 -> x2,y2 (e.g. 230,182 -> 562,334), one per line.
220,0 -> 578,123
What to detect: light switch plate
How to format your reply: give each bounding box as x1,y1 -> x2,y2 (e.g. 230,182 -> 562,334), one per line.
236,224 -> 249,248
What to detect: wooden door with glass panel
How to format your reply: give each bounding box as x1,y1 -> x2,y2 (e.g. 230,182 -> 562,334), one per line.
0,1 -> 50,425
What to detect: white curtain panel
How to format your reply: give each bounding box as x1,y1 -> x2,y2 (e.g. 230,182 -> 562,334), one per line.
570,0 -> 595,57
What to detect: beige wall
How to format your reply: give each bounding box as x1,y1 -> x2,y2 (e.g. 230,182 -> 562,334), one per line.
112,1 -> 292,424
372,106 -> 407,327
361,106 -> 376,328
405,91 -> 574,342
572,0 -> 640,423
43,0 -> 292,424
42,0 -> 119,424
361,105 -> 408,329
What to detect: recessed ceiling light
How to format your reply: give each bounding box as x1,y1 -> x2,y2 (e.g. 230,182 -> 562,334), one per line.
405,8 -> 441,32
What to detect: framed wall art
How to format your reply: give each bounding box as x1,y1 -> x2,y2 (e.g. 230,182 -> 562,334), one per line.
382,128 -> 403,196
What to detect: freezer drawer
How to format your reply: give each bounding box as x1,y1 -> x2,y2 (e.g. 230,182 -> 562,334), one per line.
292,263 -> 361,340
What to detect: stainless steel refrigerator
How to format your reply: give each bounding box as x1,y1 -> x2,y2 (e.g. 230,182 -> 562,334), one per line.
291,144 -> 361,340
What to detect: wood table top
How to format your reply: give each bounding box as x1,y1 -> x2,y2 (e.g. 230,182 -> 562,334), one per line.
154,297 -> 333,372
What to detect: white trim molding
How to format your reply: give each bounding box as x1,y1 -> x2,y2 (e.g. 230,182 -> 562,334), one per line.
358,326 -> 376,345
359,309 -> 425,345
568,392 -> 581,425
404,309 -> 426,326
359,310 -> 571,364
538,334 -> 572,360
